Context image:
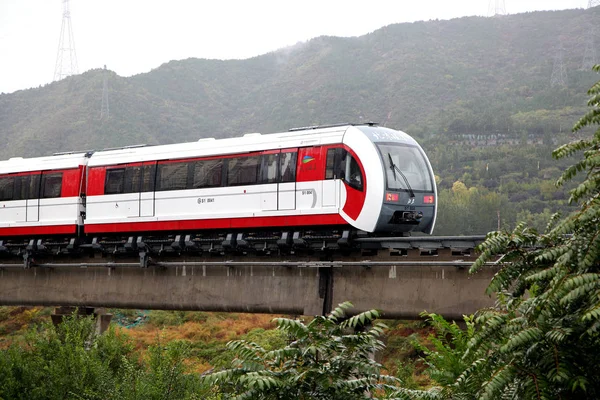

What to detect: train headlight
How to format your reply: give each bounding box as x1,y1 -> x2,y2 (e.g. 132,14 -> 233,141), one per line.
423,195 -> 435,204
385,192 -> 399,202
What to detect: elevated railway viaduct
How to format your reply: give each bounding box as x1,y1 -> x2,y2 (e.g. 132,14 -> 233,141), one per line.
0,236 -> 498,320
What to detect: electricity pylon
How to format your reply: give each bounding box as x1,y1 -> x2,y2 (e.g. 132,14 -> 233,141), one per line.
101,66 -> 110,120
53,0 -> 78,81
488,0 -> 507,16
551,45 -> 568,87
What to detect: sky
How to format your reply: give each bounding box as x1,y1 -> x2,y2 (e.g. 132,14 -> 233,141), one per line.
0,0 -> 587,94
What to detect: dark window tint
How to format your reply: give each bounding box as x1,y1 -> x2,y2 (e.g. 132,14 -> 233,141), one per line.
41,173 -> 62,198
141,164 -> 156,192
105,169 -> 125,194
261,154 -> 278,184
157,163 -> 188,191
280,152 -> 297,183
193,159 -> 223,189
29,175 -> 40,199
124,166 -> 142,193
0,177 -> 14,201
227,156 -> 260,186
347,156 -> 363,191
325,148 -> 348,180
15,176 -> 28,200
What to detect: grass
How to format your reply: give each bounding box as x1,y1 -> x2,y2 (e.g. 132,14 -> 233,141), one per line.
0,306 -> 436,384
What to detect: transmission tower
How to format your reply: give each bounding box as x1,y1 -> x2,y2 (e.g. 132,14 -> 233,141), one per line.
588,0 -> 600,8
488,0 -> 507,16
100,66 -> 110,120
581,26 -> 597,70
550,45 -> 568,87
53,0 -> 78,82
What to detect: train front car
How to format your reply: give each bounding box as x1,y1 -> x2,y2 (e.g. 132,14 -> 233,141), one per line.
343,126 -> 437,235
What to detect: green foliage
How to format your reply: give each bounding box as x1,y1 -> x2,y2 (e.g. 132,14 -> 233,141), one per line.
409,65 -> 600,399
0,312 -> 207,400
202,302 -> 401,399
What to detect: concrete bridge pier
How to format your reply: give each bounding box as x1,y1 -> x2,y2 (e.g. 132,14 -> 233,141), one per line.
50,306 -> 113,334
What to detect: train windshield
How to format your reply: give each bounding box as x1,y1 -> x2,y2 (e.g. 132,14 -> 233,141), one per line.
377,144 -> 434,192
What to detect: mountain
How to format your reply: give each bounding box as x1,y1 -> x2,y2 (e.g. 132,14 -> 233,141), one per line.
1,7 -> 598,160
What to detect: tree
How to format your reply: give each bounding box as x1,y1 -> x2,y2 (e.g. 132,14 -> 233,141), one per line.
202,302 -> 400,400
398,65 -> 600,400
0,312 -> 205,400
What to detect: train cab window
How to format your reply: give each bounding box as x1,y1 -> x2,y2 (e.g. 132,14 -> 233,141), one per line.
157,163 -> 188,191
41,173 -> 62,198
260,154 -> 279,184
227,156 -> 260,186
193,159 -> 223,188
0,177 -> 14,201
280,152 -> 297,183
105,169 -> 125,194
346,156 -> 363,191
325,148 -> 348,180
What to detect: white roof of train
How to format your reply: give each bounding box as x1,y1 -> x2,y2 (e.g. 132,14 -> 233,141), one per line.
87,125 -> 354,167
0,124 -> 419,172
0,152 -> 88,174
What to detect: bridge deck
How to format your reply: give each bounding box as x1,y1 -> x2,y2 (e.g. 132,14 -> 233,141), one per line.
0,236 -> 498,319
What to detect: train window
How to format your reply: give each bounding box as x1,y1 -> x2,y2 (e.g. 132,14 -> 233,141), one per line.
0,177 -> 14,201
157,163 -> 188,191
346,156 -> 363,191
261,154 -> 278,184
124,166 -> 142,193
12,177 -> 23,201
141,164 -> 156,192
325,150 -> 335,179
28,174 -> 40,199
41,173 -> 62,198
193,159 -> 223,189
325,148 -> 348,180
377,144 -> 433,192
14,176 -> 28,200
280,152 -> 297,183
105,169 -> 125,194
227,156 -> 260,186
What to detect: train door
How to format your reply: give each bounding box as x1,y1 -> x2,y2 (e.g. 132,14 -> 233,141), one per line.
278,150 -> 297,210
261,152 -> 279,211
260,150 -> 297,211
322,148 -> 345,208
139,162 -> 156,217
26,174 -> 41,222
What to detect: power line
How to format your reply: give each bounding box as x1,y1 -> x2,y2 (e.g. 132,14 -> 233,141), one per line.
53,0 -> 78,82
588,0 -> 600,8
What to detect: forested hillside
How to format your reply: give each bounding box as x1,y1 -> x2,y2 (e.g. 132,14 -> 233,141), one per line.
0,7 -> 599,233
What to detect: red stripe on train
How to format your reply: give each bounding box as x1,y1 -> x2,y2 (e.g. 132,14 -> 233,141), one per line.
84,214 -> 348,234
0,225 -> 78,236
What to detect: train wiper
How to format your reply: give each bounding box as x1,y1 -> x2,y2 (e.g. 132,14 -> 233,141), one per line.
388,153 -> 397,181
388,153 -> 415,198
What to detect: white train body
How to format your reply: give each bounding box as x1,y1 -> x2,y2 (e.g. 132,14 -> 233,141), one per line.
0,124 -> 437,239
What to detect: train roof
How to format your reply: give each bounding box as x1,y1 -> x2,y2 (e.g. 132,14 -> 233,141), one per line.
0,125 -> 422,173
87,124 -> 420,167
0,152 -> 88,175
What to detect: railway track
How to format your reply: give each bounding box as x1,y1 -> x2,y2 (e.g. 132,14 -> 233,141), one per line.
0,234 -> 488,269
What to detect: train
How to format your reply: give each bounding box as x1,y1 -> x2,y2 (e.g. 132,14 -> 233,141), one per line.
0,123 -> 437,257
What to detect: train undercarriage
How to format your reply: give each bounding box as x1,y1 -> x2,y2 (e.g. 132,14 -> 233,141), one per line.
0,228 -> 485,269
